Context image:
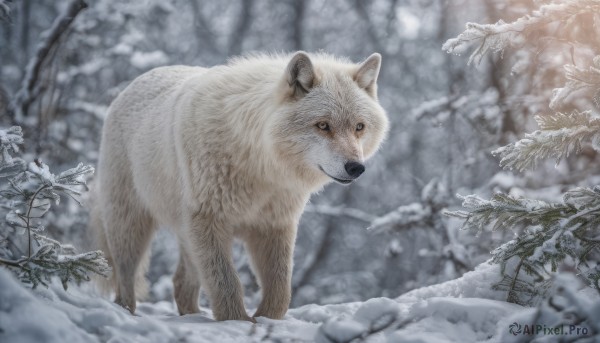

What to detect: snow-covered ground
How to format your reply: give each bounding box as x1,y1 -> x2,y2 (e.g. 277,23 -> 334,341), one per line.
1,262 -> 547,343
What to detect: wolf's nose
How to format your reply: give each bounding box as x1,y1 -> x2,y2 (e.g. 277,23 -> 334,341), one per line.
345,161 -> 365,178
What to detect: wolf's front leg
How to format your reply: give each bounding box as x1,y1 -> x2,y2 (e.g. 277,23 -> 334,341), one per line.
246,228 -> 295,319
189,216 -> 253,322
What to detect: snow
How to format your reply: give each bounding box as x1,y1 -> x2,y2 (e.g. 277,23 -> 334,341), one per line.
397,298 -> 521,343
396,261 -> 507,302
369,203 -> 430,232
130,51 -> 169,69
3,257 -> 599,343
0,268 -> 95,343
395,7 -> 420,40
0,261 -> 539,343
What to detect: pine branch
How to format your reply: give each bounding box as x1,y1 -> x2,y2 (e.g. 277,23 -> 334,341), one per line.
0,256 -> 22,267
445,193 -> 573,235
446,187 -> 600,304
551,56 -> 600,110
491,111 -> 600,171
12,246 -> 110,290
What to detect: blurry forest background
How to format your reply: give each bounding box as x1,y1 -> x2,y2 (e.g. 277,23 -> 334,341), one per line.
1,0 -> 597,309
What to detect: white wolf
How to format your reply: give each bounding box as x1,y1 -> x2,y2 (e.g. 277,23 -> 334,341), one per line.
92,51 -> 389,321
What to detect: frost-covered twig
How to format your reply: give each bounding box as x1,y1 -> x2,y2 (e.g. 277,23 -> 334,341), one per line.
411,94 -> 458,121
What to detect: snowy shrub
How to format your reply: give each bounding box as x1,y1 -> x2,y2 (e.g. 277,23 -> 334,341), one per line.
447,188 -> 600,304
444,0 -> 600,305
0,126 -> 109,289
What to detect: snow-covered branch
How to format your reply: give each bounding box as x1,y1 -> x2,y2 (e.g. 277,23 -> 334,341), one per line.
307,179 -> 451,234
306,202 -> 436,233
304,204 -> 376,223
551,56 -> 600,110
368,203 -> 431,233
492,111 -> 600,171
445,187 -> 600,304
443,0 -> 600,65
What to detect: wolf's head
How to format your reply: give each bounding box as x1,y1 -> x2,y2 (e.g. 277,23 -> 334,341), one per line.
273,51 -> 389,187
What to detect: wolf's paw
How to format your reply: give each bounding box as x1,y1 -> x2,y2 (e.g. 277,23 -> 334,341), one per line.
213,308 -> 255,322
177,303 -> 201,316
114,296 -> 136,314
253,306 -> 287,320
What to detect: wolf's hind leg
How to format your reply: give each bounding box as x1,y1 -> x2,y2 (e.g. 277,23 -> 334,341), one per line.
173,244 -> 201,315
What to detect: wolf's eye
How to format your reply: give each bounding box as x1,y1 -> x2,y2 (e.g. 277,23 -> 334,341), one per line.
356,123 -> 365,131
316,122 -> 330,131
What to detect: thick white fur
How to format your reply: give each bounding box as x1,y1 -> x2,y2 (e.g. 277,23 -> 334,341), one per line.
92,52 -> 389,321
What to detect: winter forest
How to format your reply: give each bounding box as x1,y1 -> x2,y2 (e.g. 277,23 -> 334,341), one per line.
1,0 -> 599,342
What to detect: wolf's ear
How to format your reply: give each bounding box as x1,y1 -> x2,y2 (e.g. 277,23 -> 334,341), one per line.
354,53 -> 381,96
286,51 -> 315,99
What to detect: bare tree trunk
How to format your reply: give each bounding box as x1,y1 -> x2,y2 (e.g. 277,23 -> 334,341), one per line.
189,0 -> 220,55
483,1 -> 518,145
36,34 -> 65,152
352,0 -> 386,56
228,0 -> 254,56
18,0 -> 31,66
0,85 -> 8,117
290,0 -> 305,50
291,188 -> 351,303
10,0 -> 87,123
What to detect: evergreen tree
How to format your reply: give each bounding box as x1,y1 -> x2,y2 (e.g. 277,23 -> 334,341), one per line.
0,126 -> 110,289
443,0 -> 600,305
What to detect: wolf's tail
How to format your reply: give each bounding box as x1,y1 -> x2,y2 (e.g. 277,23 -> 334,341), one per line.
88,184 -> 116,295
88,182 -> 150,300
